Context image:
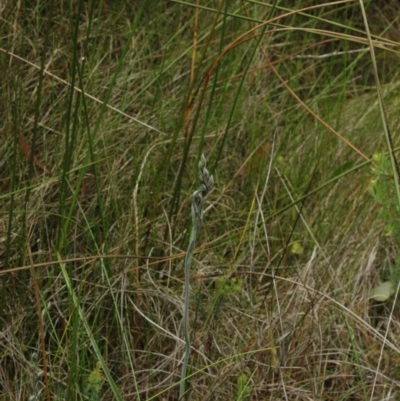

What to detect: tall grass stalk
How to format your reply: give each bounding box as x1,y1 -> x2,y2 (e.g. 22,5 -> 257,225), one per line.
180,154 -> 214,399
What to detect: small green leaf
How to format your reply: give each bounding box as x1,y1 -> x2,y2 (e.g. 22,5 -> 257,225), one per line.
370,281 -> 394,302
290,242 -> 303,255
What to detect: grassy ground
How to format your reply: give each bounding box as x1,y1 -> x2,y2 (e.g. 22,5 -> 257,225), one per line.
2,1 -> 400,400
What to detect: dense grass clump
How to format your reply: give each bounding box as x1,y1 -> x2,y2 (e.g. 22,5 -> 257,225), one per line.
1,1 -> 400,400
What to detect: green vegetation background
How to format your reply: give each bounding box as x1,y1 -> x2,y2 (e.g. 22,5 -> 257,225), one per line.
1,0 -> 400,400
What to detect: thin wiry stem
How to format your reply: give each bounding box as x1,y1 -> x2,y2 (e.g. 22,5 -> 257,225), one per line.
180,154 -> 214,400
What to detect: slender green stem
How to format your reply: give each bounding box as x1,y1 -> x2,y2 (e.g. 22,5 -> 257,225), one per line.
180,154 -> 214,399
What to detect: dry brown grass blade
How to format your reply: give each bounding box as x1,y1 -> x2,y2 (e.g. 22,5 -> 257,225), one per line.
18,133 -> 47,172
